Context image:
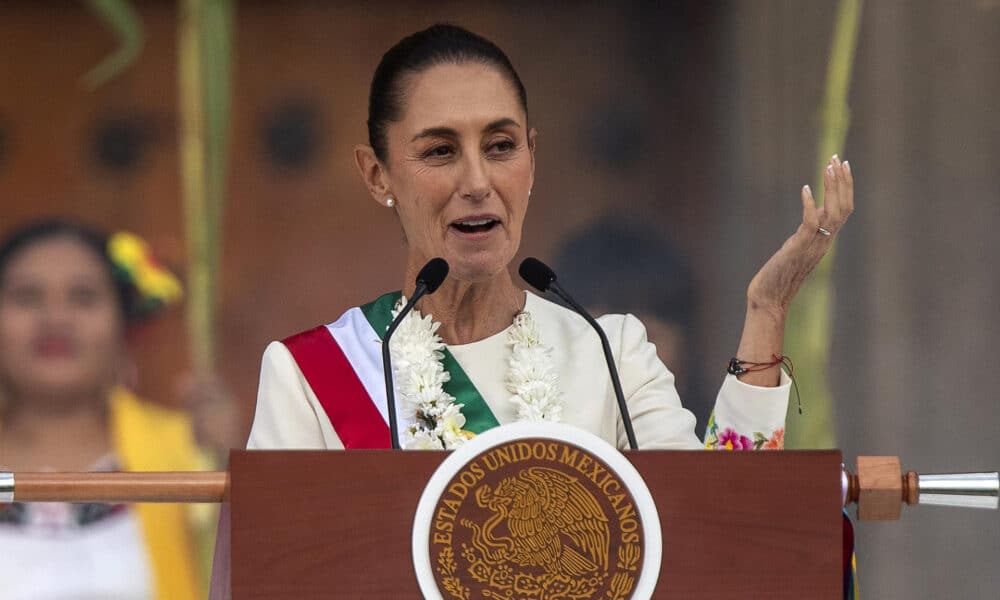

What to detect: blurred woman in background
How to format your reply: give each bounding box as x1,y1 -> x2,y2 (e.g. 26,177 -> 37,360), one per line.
0,220 -> 236,600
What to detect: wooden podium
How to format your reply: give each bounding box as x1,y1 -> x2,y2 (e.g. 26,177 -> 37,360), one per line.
209,449 -> 844,599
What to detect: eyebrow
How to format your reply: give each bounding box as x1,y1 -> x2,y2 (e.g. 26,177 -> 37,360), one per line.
410,118 -> 521,142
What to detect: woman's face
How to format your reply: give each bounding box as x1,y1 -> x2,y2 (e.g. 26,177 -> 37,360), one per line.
0,237 -> 124,402
378,62 -> 536,282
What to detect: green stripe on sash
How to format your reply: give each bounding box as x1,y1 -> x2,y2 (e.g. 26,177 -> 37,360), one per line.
361,292 -> 501,434
359,292 -> 399,335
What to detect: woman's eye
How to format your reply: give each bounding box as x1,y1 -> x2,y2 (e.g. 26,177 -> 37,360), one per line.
487,139 -> 516,155
424,145 -> 454,159
68,286 -> 101,308
3,287 -> 43,307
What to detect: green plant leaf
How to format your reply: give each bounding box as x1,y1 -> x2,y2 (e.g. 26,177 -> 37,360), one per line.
82,0 -> 144,89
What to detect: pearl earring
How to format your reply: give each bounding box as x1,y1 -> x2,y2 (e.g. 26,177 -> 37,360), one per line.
386,197 -> 395,207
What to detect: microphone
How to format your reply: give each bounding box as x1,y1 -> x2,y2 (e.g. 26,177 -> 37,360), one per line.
519,257 -> 639,450
382,258 -> 450,449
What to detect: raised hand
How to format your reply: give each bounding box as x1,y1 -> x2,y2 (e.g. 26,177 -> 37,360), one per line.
177,372 -> 243,461
747,154 -> 854,316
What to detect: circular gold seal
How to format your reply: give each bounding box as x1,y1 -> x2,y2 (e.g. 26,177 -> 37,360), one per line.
413,422 -> 661,600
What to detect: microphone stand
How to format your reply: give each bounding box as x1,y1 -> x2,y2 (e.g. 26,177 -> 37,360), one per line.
381,257 -> 449,450
382,286 -> 429,450
547,281 -> 639,450
518,257 -> 638,450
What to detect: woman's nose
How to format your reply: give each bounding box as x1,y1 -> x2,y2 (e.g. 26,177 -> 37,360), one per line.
458,154 -> 492,202
40,297 -> 74,325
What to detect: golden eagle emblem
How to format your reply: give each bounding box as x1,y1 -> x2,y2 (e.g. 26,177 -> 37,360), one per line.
466,467 -> 610,577
430,439 -> 645,600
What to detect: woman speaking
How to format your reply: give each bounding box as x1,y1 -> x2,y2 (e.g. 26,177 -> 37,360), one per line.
247,25 -> 853,452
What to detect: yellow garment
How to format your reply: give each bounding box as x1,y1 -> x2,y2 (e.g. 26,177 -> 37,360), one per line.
109,386 -> 203,600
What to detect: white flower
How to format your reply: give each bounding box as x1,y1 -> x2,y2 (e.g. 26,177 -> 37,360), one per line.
441,427 -> 469,448
390,297 -> 471,450
439,402 -> 467,430
507,312 -> 540,345
390,302 -> 562,450
505,311 -> 563,423
406,426 -> 445,450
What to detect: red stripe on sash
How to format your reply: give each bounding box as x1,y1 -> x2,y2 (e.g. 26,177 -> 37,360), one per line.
282,326 -> 390,449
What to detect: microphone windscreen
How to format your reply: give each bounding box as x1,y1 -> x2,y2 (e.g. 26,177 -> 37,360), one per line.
416,258 -> 449,293
518,257 -> 557,292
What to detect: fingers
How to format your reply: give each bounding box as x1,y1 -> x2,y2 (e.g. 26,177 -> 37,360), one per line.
823,156 -> 842,225
795,185 -> 835,263
800,184 -> 819,232
820,154 -> 854,233
841,159 -> 854,213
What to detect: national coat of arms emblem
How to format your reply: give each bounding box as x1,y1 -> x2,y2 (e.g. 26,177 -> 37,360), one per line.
413,423 -> 661,600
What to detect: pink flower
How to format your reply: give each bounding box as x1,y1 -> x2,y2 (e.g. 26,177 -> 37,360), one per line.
716,427 -> 753,451
763,428 -> 785,450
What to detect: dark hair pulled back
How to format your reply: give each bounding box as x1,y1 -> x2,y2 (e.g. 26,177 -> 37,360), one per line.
367,24 -> 528,162
0,219 -> 135,322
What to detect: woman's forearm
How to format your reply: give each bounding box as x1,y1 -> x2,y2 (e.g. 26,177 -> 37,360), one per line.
728,156 -> 853,389
733,301 -> 786,387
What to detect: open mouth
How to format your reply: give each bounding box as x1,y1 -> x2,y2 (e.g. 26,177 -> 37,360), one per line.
451,217 -> 500,235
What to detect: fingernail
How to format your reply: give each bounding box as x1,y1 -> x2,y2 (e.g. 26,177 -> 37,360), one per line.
826,164 -> 834,175
832,154 -> 839,163
843,160 -> 851,173
804,184 -> 811,195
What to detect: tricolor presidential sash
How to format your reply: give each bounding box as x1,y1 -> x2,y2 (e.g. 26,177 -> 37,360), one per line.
282,292 -> 500,449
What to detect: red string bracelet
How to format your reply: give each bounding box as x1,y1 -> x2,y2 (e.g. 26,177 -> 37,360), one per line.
727,355 -> 803,414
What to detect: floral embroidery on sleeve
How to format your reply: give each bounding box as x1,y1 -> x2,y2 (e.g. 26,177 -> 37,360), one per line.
703,413 -> 784,451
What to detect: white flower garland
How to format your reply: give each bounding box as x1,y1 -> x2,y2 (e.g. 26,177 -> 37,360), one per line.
390,297 -> 562,450
505,312 -> 563,423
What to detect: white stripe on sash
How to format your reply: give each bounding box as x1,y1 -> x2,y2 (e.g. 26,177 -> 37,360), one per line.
325,308 -> 409,446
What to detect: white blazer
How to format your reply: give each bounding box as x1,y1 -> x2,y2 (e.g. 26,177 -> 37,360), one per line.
247,291 -> 789,450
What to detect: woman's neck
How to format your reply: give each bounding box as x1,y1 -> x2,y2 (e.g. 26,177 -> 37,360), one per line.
403,268 -> 525,345
0,389 -> 111,471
